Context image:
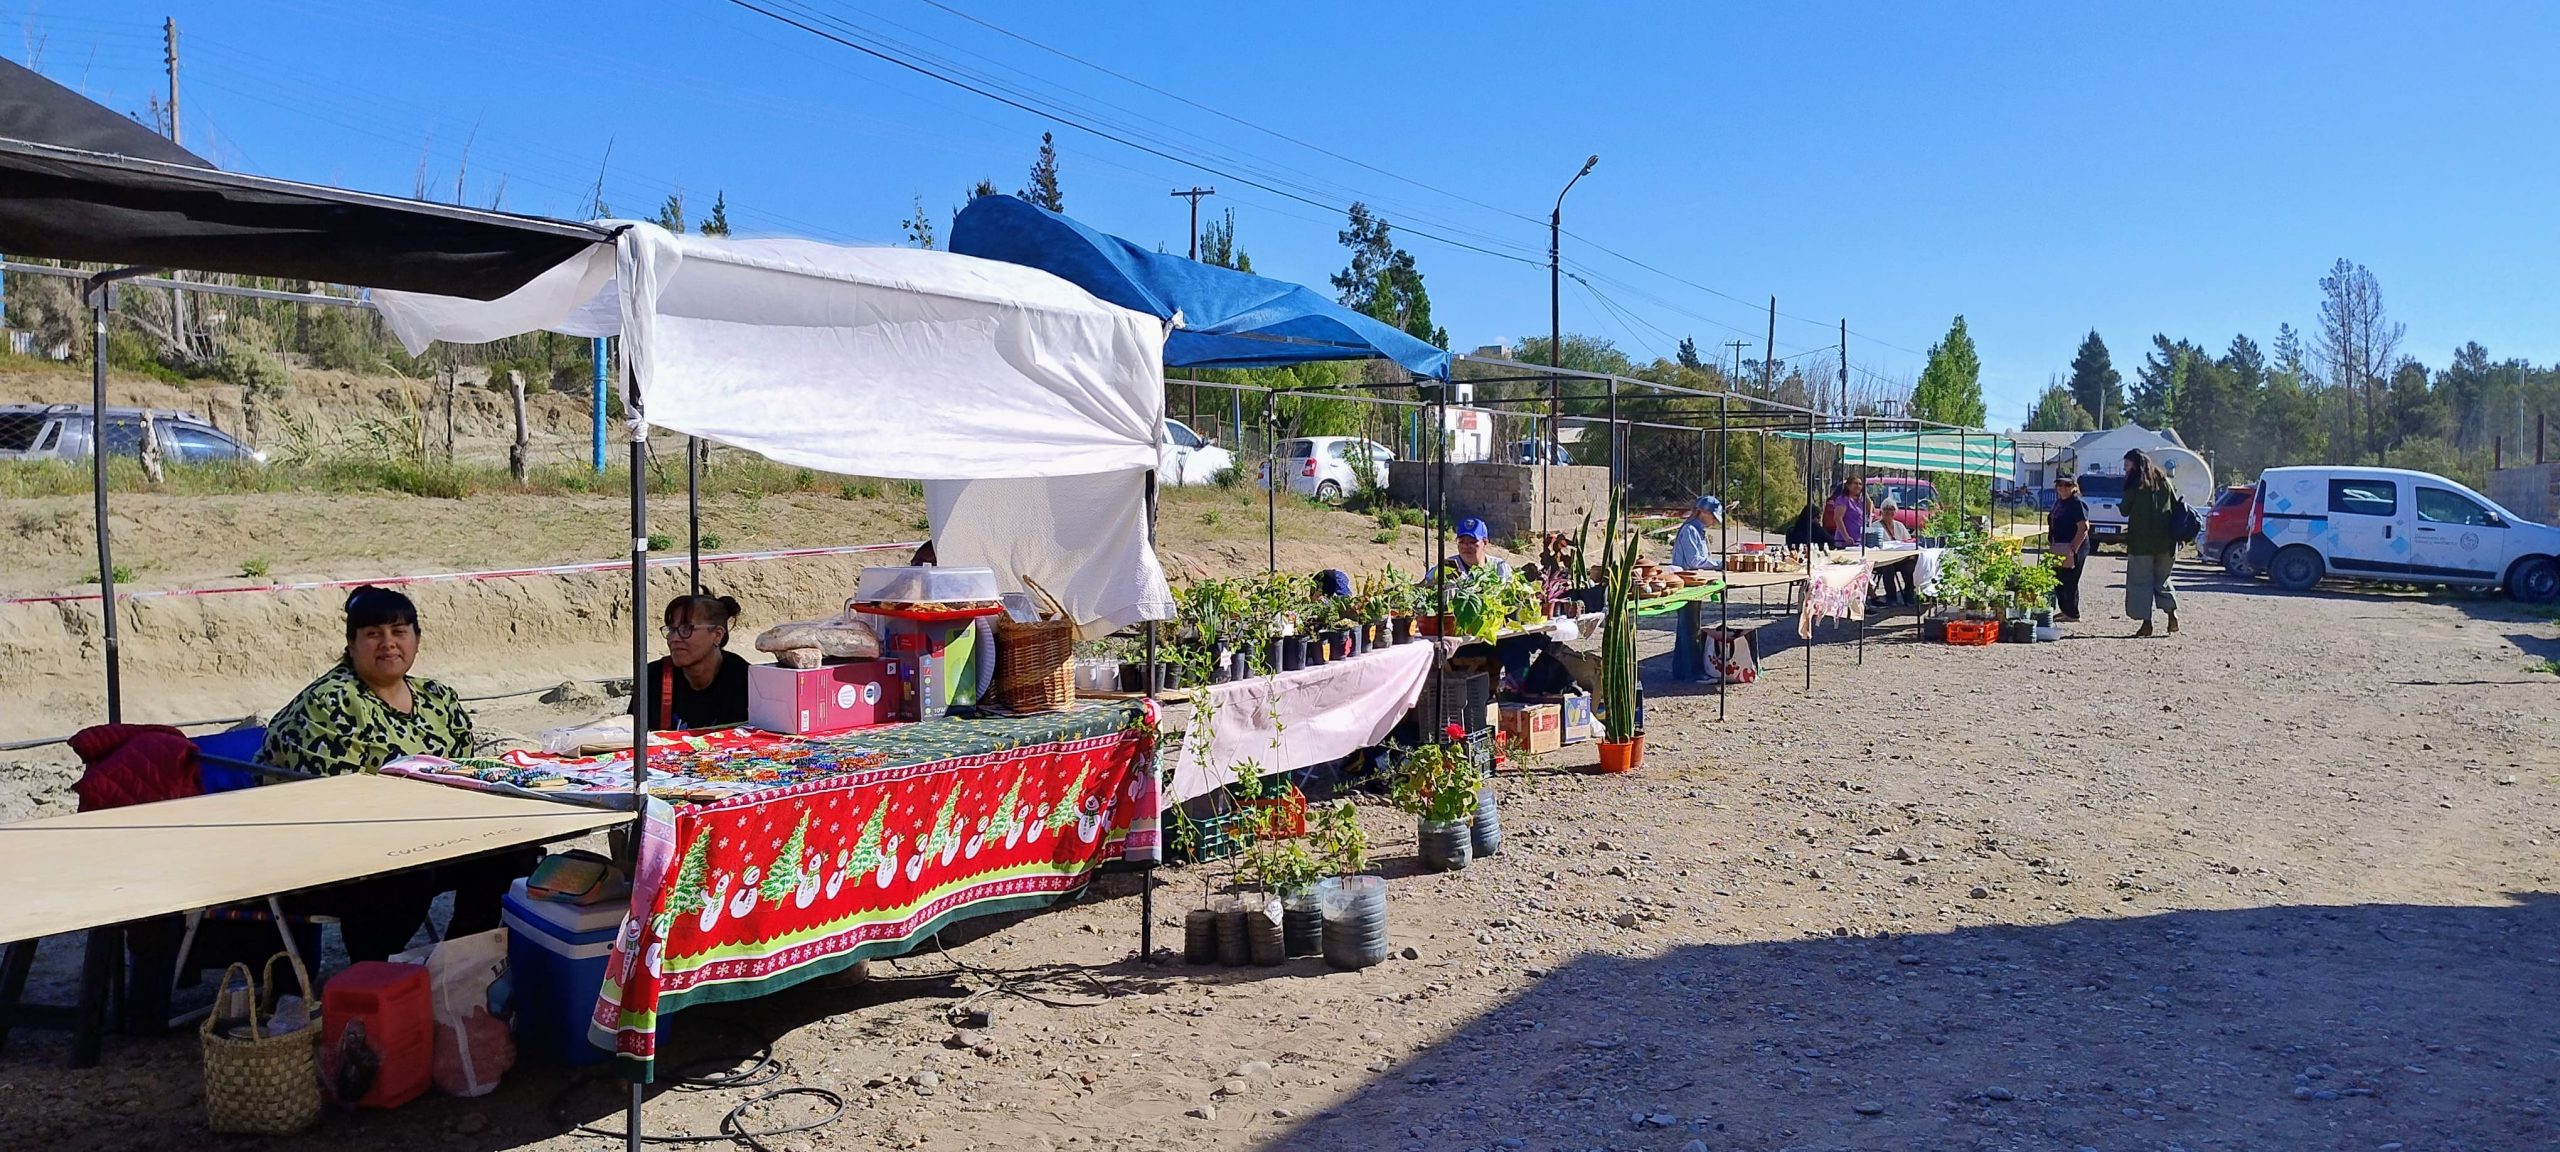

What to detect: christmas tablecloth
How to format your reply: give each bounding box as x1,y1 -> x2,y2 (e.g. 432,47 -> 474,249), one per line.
388,702 -> 1156,1077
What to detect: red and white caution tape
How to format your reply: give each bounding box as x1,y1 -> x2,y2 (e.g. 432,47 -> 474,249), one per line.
1,541 -> 925,607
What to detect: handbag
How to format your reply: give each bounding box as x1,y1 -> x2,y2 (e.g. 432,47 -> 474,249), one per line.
2170,496 -> 2203,542
1708,626 -> 1759,685
200,952 -> 322,1135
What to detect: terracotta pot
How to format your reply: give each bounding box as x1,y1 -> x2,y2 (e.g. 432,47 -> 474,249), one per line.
1596,735 -> 1645,774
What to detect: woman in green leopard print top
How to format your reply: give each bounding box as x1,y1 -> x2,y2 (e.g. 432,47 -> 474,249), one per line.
260,594 -> 474,777
263,586 -> 534,960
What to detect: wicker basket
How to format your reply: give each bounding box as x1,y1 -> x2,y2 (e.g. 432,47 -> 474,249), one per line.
991,578 -> 1076,713
200,952 -> 322,1136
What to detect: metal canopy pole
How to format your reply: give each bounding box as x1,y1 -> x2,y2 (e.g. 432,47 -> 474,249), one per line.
1717,394 -> 1729,724
1264,391 -> 1278,574
1804,403 -> 1815,693
1140,469 -> 1159,960
687,436 -> 702,595
624,379 -> 651,1152
1859,417 -> 1870,665
85,268 -> 154,725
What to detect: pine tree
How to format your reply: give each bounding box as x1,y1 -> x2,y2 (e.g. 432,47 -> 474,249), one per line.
1677,337 -> 1703,371
762,813 -> 810,903
665,834 -> 713,916
1019,132 -> 1063,212
1909,316 -> 1985,427
699,191 -> 731,236
1200,208 -> 1249,272
652,192 -> 686,235
2025,382 -> 2095,431
2067,330 -> 2124,426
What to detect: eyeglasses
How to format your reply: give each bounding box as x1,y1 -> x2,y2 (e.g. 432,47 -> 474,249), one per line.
662,624 -> 723,640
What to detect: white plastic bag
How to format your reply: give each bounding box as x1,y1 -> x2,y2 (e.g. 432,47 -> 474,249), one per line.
427,928 -> 515,1097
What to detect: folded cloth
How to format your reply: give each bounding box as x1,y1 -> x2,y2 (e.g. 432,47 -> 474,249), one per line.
69,723 -> 203,812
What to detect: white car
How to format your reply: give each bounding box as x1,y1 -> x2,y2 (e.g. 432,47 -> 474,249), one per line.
2247,465 -> 2560,601
1160,419 -> 1234,486
1257,436 -> 1395,501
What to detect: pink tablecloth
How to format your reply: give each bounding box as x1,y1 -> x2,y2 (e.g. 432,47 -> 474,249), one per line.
1799,560 -> 1874,638
1164,640 -> 1437,805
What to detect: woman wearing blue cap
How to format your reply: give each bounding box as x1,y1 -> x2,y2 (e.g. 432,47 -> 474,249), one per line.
1445,517 -> 1511,579
1669,497 -> 1724,683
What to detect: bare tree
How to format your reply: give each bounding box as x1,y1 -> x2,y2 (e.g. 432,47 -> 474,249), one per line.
2316,258 -> 2402,466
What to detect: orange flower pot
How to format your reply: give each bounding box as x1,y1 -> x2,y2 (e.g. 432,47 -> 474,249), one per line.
1596,735 -> 1644,774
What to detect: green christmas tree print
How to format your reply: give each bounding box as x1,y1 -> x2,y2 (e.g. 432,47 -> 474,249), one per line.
665,833 -> 713,916
761,814 -> 810,904
846,803 -> 889,875
927,788 -> 963,858
986,774 -> 1024,842
1046,771 -> 1084,831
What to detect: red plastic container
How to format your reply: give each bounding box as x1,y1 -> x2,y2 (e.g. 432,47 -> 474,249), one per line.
320,961 -> 433,1109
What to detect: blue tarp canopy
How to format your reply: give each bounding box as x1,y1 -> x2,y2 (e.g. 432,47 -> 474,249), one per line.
950,194 -> 1451,380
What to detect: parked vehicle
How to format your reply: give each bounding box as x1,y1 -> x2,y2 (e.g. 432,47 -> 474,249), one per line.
2246,465 -> 2560,601
2074,472 -> 2128,548
1863,475 -> 1938,534
0,403 -> 265,465
1160,418 -> 1234,486
2203,484 -> 2258,573
1258,435 -> 1395,501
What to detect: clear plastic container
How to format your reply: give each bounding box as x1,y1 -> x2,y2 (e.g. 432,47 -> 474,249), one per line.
855,565 -> 1000,605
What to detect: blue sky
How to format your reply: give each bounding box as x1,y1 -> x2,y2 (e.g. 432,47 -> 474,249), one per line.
22,1 -> 2560,427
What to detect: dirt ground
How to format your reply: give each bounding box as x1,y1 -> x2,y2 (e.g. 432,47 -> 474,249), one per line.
3,551 -> 2556,1152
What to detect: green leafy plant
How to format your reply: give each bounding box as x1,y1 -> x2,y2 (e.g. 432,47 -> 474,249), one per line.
699,533 -> 724,550
1598,489 -> 1642,744
1390,724 -> 1483,824
646,532 -> 673,552
1309,799 -> 1369,876
1370,529 -> 1396,544
239,556 -> 271,578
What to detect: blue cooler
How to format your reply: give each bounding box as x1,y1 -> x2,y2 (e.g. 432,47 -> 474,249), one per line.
500,879 -> 624,1066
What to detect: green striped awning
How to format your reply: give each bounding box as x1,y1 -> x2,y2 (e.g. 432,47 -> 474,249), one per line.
1773,430 -> 2016,476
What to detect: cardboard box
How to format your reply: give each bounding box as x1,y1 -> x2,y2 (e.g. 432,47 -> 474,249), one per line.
748,660 -> 903,735
1497,702 -> 1562,756
1531,693 -> 1594,744
880,619 -> 982,720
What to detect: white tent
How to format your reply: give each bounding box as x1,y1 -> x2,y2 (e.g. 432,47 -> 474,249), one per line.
373,222 -> 1176,636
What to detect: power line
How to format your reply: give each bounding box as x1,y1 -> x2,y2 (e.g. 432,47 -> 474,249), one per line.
720,0 -> 1544,267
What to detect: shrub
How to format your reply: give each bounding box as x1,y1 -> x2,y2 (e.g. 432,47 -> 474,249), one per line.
240,557 -> 271,578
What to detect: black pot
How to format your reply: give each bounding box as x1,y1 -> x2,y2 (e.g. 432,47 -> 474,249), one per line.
1281,892 -> 1323,958
1470,785 -> 1503,858
1230,650 -> 1253,681
1156,661 -> 1184,690
1364,621 -> 1387,650
1206,648 -> 1234,684
1332,627 -> 1359,659
1389,615 -> 1413,645
1244,899 -> 1285,967
1417,818 -> 1474,872
1919,618 -> 1947,643
1265,637 -> 1287,673
1318,877 -> 1389,971
1119,661 -> 1148,693
1572,587 -> 1608,614
1182,908 -> 1219,964
1278,636 -> 1306,672
1215,903 -> 1248,966
1304,635 -> 1329,668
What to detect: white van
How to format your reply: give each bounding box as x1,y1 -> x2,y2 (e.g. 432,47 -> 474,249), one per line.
2246,465 -> 2560,601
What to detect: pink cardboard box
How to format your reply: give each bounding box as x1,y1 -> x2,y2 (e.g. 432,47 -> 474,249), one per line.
748,660 -> 903,735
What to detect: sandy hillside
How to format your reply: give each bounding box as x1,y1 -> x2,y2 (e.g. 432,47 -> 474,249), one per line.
0,557 -> 2554,1152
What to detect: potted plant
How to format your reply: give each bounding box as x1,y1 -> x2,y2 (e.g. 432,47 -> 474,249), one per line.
1309,801 -> 1383,969
1596,491 -> 1645,772
1391,722 -> 1484,871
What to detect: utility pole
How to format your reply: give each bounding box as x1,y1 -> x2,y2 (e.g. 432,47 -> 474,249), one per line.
164,18 -> 190,358
1170,186 -> 1215,260
1724,340 -> 1750,393
1546,155 -> 1598,539
1838,319 -> 1849,415
1761,297 -> 1777,399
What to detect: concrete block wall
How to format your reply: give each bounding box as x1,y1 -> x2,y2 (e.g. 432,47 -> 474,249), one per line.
2489,463 -> 2560,526
1387,461 -> 1612,542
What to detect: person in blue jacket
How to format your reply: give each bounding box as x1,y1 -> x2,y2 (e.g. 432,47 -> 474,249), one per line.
1669,496 -> 1723,683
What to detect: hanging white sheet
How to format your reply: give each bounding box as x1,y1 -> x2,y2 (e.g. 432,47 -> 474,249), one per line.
370,224 -> 1174,633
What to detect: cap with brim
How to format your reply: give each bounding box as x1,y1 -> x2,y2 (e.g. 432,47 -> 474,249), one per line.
1456,517 -> 1490,540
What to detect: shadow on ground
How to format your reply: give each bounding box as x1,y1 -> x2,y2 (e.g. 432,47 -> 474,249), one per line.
1268,894 -> 2560,1152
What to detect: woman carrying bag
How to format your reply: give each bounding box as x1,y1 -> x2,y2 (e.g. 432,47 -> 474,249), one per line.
2119,449 -> 2186,637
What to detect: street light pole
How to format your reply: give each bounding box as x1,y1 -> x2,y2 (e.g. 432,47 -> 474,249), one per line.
1547,153 -> 1598,540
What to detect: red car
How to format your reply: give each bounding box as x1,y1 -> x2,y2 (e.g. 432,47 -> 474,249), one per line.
2203,484 -> 2257,573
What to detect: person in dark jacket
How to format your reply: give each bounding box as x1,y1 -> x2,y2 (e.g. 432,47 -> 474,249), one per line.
2046,476 -> 2093,622
643,594 -> 751,731
2119,449 -> 2182,637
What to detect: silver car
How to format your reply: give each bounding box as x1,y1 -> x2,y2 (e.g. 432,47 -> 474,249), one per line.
0,403 -> 265,465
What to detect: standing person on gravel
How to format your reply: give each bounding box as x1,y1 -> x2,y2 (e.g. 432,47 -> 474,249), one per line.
2119,449 -> 2182,637
2047,476 -> 2092,622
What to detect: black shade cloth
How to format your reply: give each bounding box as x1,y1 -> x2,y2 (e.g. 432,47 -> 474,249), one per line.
0,58 -> 604,300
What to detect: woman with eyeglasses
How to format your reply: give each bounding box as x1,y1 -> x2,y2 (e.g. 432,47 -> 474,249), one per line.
642,593 -> 749,731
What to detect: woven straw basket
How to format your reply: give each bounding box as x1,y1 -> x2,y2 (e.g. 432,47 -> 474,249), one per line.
200,951 -> 322,1135
992,578 -> 1076,713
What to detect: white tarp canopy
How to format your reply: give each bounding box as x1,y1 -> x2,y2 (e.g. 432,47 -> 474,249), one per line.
373,223 -> 1174,635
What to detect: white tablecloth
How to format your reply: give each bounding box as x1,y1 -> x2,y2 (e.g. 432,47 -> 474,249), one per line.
1163,641 -> 1437,805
